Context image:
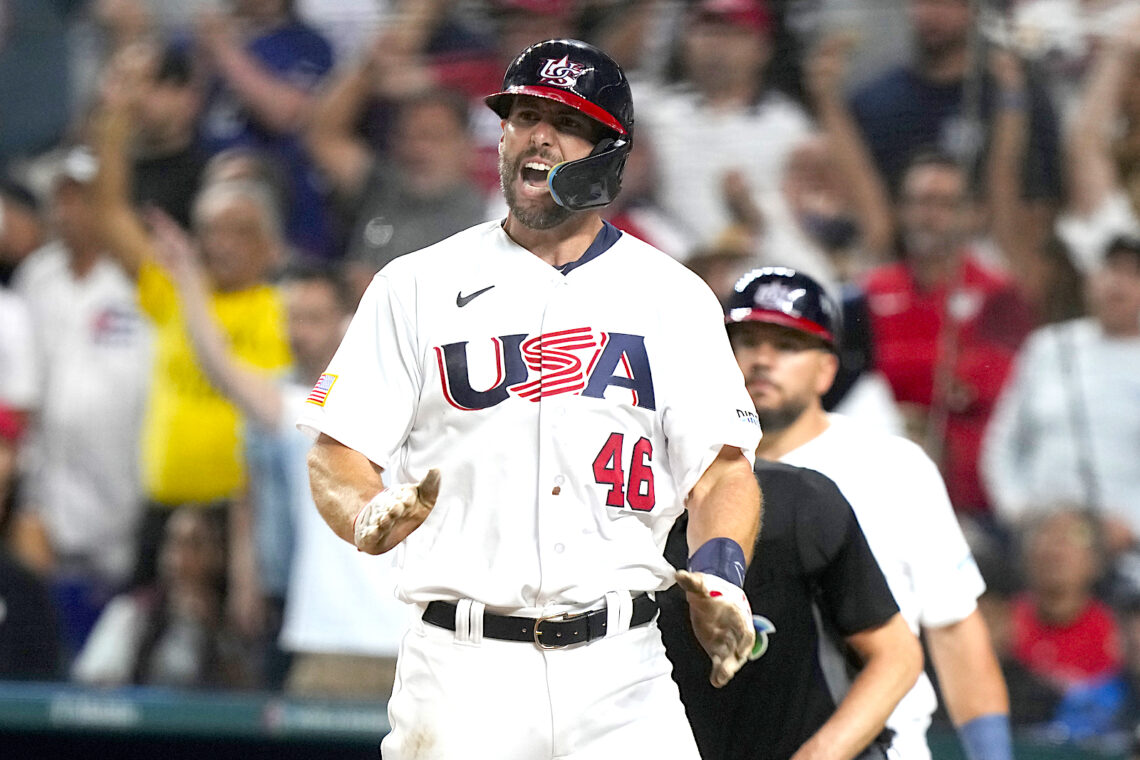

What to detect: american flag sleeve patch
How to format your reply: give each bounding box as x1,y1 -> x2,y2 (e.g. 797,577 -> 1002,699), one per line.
306,373 -> 338,406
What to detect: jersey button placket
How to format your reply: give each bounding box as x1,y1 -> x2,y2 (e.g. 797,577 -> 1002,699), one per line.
552,403 -> 568,490
535,277 -> 576,601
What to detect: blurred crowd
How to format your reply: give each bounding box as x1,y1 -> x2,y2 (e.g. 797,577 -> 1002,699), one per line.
0,0 -> 1139,753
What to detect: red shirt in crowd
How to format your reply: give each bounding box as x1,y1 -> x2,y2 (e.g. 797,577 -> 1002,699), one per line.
863,254 -> 1035,514
1011,595 -> 1123,687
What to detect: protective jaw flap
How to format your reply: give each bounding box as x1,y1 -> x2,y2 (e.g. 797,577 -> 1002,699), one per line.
547,136 -> 632,211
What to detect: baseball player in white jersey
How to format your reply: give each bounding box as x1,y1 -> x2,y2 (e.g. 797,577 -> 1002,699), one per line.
300,40 -> 763,760
724,267 -> 1013,760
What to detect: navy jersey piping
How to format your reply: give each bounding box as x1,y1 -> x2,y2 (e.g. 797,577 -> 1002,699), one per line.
554,220 -> 623,275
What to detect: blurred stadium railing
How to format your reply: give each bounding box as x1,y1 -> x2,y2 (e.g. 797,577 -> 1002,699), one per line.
0,680 -> 1128,760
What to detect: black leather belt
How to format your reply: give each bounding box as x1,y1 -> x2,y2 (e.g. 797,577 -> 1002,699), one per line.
422,594 -> 658,649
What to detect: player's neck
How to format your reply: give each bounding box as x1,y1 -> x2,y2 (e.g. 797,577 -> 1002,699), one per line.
503,213 -> 604,268
755,406 -> 830,461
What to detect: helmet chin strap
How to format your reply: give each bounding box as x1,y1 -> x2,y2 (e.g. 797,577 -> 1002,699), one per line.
547,135 -> 631,212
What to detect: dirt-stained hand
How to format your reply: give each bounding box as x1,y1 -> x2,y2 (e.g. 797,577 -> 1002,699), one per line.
354,468 -> 442,554
675,569 -> 755,688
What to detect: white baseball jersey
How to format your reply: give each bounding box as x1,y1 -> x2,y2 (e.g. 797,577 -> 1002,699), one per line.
298,220 -> 761,613
781,413 -> 986,760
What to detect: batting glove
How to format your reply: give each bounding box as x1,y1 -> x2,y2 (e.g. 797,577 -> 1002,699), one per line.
353,468 -> 441,554
675,569 -> 756,688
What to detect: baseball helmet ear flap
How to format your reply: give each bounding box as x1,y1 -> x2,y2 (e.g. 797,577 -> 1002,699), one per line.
548,134 -> 632,211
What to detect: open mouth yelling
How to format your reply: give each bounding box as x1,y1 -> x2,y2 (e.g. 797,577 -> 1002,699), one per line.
519,159 -> 555,197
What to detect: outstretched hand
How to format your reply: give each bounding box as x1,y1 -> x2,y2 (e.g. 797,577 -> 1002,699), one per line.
98,41 -> 153,115
676,569 -> 755,688
806,32 -> 857,103
354,468 -> 442,554
144,207 -> 203,287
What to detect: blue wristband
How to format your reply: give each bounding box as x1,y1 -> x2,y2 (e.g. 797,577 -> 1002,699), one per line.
959,713 -> 1012,760
688,538 -> 747,587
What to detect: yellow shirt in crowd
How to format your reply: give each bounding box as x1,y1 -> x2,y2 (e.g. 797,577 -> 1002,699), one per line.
137,261 -> 291,505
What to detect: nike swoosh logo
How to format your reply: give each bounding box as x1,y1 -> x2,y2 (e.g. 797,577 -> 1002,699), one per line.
456,285 -> 495,307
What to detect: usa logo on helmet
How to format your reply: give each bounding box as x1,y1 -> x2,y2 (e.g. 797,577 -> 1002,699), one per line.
753,282 -> 806,316
538,56 -> 588,87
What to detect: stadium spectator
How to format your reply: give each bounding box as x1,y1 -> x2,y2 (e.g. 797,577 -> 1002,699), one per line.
803,34 -> 896,267
582,0 -> 679,83
11,146 -> 151,656
1011,508 -> 1129,743
770,135 -> 868,285
636,0 -> 814,252
812,29 -> 1054,292
147,212 -> 412,698
194,0 -> 336,259
1008,0 -> 1138,128
0,403 -> 62,681
861,152 -> 1036,516
91,87 -> 291,623
982,236 -> 1140,543
294,0 -> 390,63
968,538 -> 1065,730
100,40 -> 207,228
306,59 -> 487,298
810,28 -> 1045,457
1058,9 -> 1140,273
848,0 -> 1062,227
772,36 -> 910,432
72,506 -> 255,689
199,146 -> 294,229
350,1 -> 576,193
67,0 -> 158,122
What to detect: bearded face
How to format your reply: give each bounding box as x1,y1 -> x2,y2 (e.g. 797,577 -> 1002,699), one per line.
898,163 -> 969,261
729,322 -> 837,434
498,148 -> 574,230
497,95 -> 603,231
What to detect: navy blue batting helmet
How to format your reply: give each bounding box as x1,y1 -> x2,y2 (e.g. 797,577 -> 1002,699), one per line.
725,267 -> 842,350
485,39 -> 633,211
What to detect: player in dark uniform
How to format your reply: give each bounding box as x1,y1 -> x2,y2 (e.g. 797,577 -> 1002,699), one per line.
661,459 -> 922,760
